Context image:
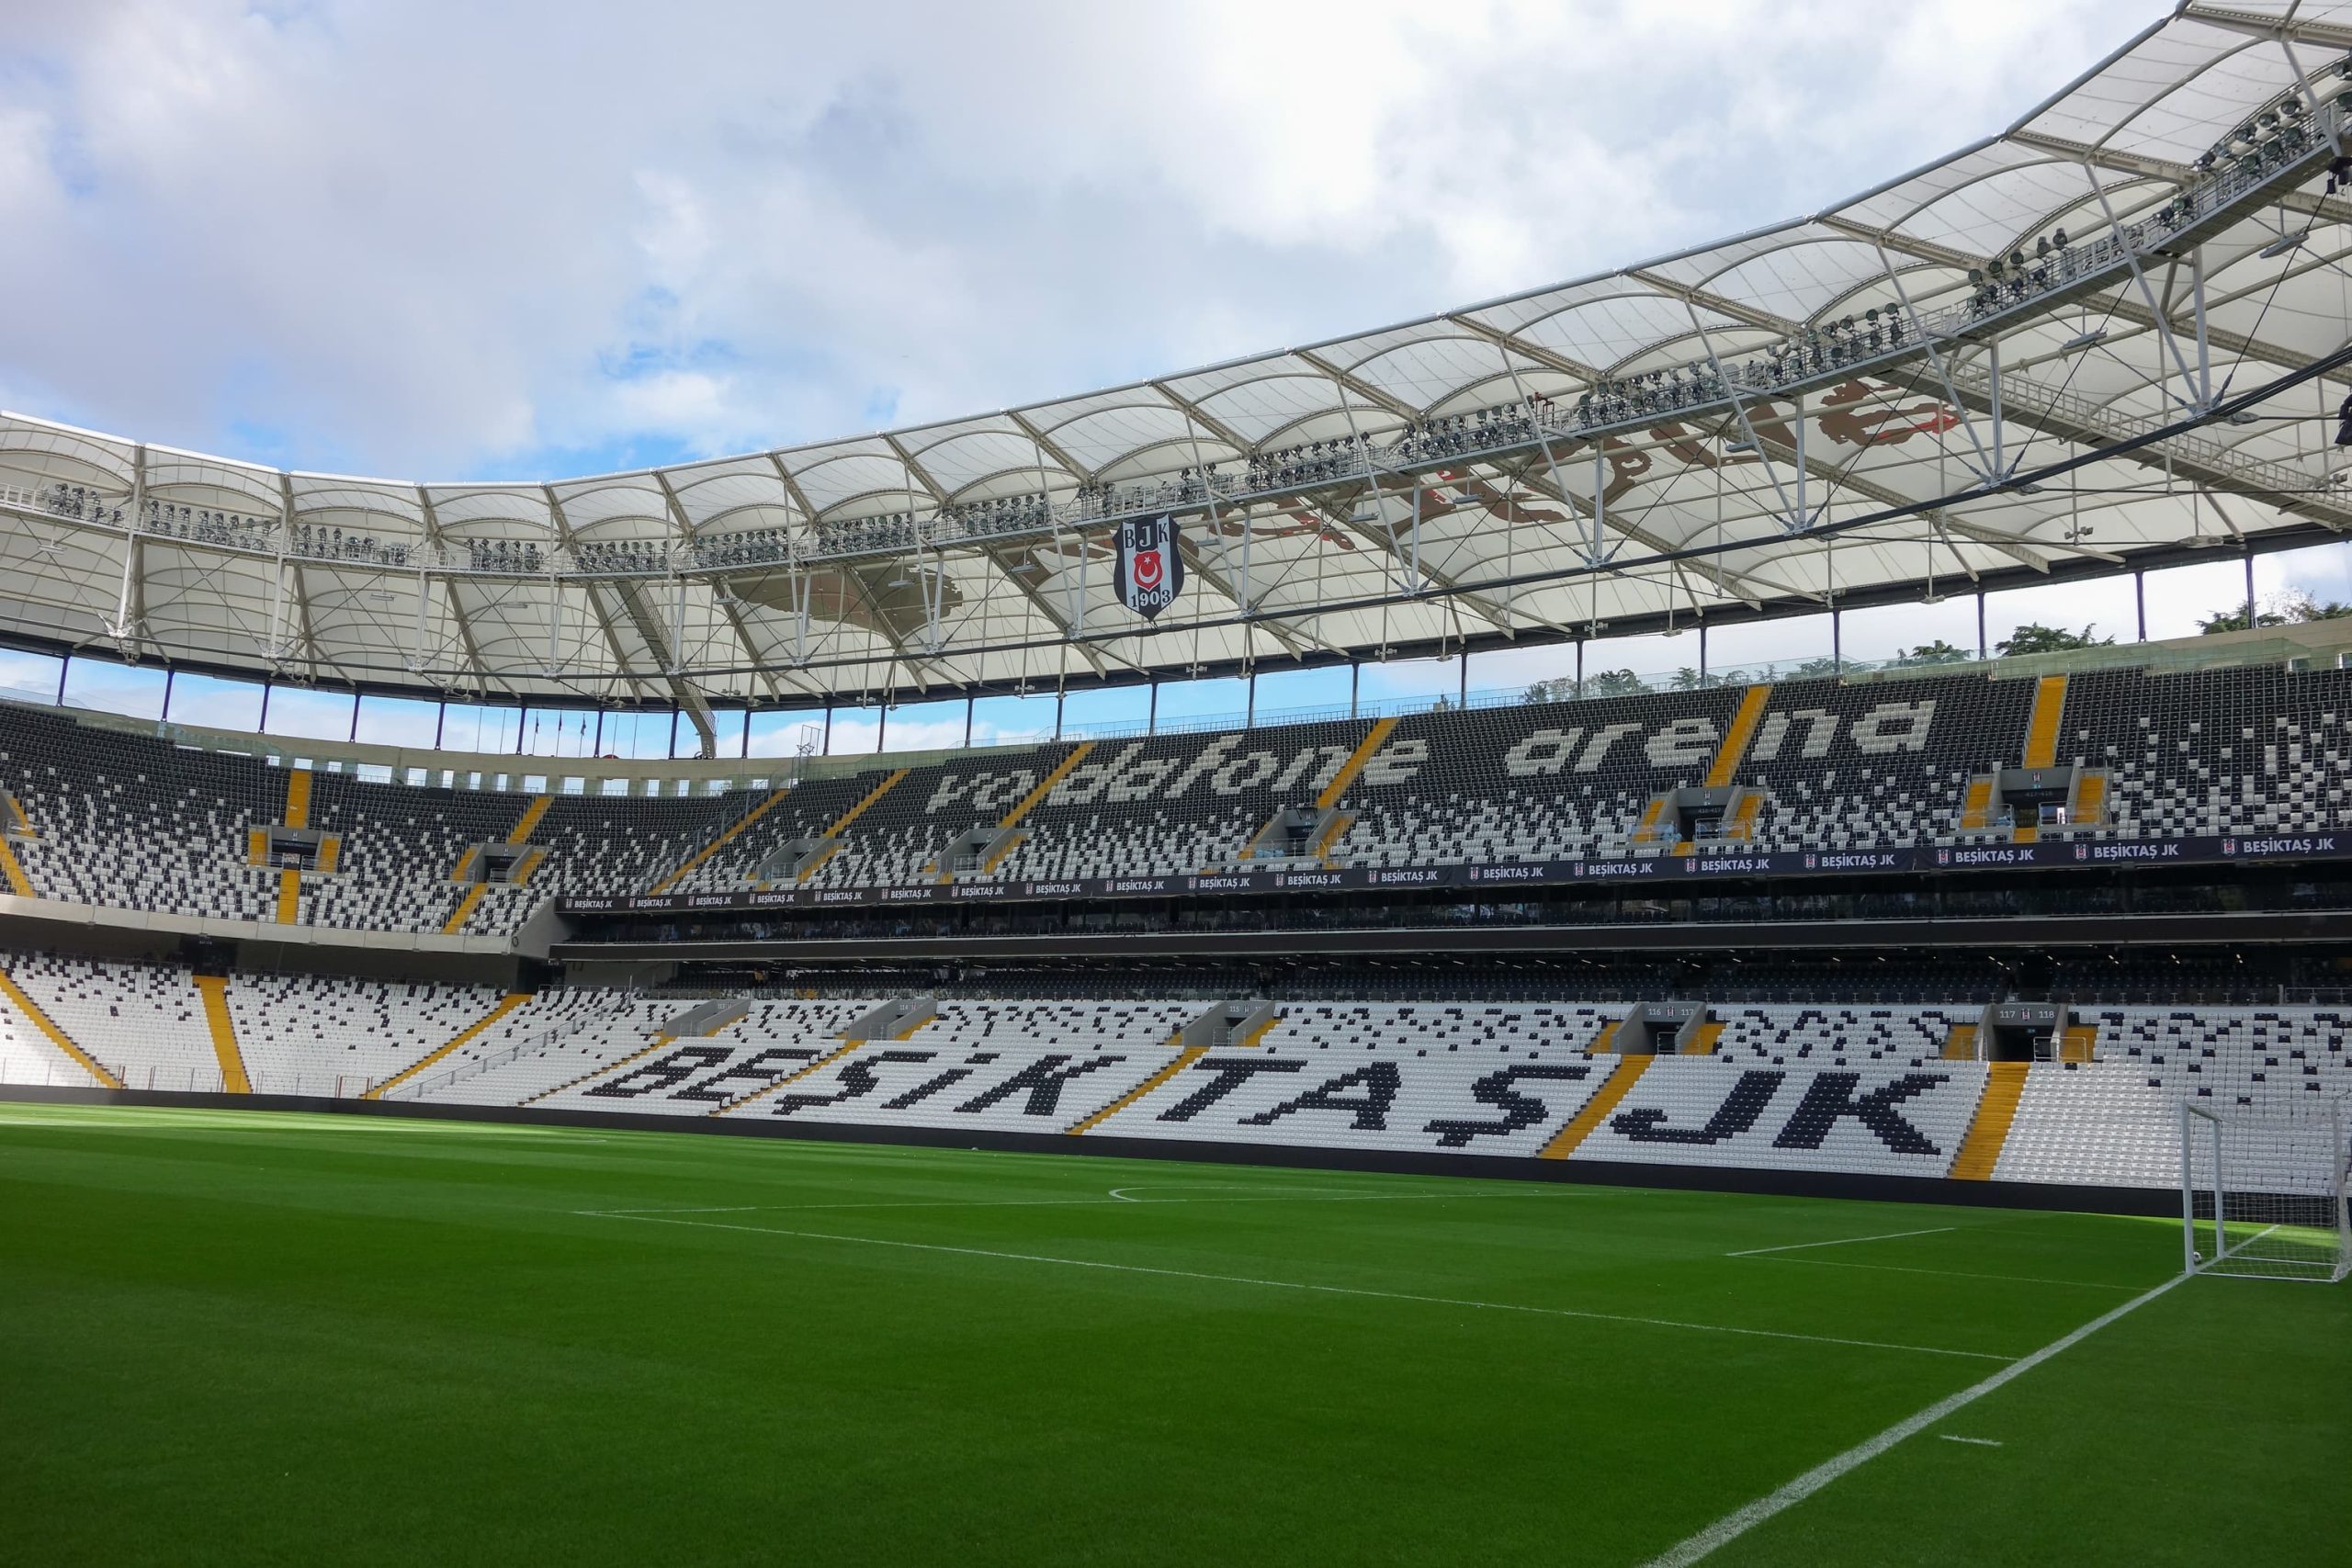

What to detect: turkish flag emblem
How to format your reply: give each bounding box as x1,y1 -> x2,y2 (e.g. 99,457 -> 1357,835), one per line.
1132,547 -> 1163,590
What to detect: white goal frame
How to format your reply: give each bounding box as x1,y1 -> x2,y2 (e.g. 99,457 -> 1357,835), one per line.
2180,1100 -> 2349,1283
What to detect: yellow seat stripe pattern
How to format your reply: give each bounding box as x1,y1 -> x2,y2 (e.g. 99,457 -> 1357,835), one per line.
1317,717 -> 1399,809
1951,1062 -> 2029,1179
192,975 -> 251,1094
999,744 -> 1096,829
1539,1055 -> 1650,1159
441,886 -> 486,936
1705,685 -> 1771,787
507,794 -> 555,842
366,993 -> 533,1100
650,786 -> 793,895
1069,1043 -> 1204,1134
0,968 -> 121,1088
2022,674 -> 2068,769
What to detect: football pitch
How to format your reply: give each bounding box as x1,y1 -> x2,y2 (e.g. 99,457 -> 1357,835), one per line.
1,1102 -> 2344,1566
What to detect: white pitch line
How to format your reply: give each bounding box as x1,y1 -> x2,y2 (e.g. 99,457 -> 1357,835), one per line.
1737,1255 -> 2140,1292
1724,1225 -> 1955,1258
591,1210 -> 2011,1362
586,1188 -> 1577,1217
1637,1269 -> 2188,1568
2211,1222 -> 2281,1263
1938,1435 -> 2003,1448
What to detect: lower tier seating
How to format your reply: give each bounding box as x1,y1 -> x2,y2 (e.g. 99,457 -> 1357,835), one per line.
3,964 -> 2343,1195
4,953 -> 225,1090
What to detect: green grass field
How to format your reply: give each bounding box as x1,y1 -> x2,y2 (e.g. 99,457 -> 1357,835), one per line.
1,1101 -> 2345,1566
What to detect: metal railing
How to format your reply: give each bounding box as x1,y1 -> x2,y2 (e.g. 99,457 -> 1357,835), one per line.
1941,358 -> 2326,499
386,993 -> 639,1101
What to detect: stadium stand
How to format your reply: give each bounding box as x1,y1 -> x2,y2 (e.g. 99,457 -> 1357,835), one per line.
977,722 -> 1376,879
224,972 -> 506,1095
303,773 -> 529,934
0,705 -> 281,922
3,953 -> 227,1090
0,636 -> 2348,1213
391,993 -> 2352,1188
380,991 -> 681,1105
0,931 -> 2345,1201
447,794 -> 722,934
1348,688 -> 1750,865
2070,667 -> 2352,840
664,773 -> 906,892
5,660 -> 2352,937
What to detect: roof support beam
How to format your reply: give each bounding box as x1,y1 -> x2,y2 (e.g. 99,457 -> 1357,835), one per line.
1497,451 -> 1779,609
1299,484 -> 1543,637
1881,359 -> 2352,535
1170,525 -> 1312,661
413,486 -> 491,691
2178,5 -> 2352,56
545,488 -> 650,702
1444,313 -> 1603,386
1292,348 -> 1423,423
653,469 -> 779,704
1694,408 -> 2068,573
980,542 -> 1114,680
1816,210 -> 2352,390
1148,380 -> 1253,457
1004,411 -> 1093,486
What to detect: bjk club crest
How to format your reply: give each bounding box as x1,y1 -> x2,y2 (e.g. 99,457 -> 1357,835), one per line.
1114,514 -> 1185,621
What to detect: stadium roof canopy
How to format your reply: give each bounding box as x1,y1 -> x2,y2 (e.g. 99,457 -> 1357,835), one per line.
6,0 -> 2352,750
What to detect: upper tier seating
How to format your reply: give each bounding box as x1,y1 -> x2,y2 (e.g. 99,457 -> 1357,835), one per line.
665,773 -> 900,893
305,773 -> 526,933
0,705 -> 280,922
450,794 -> 731,932
986,724 -> 1373,880
1351,688 -> 1747,865
5,660 -> 2352,930
1736,676 -> 2027,852
2062,666 -> 2352,840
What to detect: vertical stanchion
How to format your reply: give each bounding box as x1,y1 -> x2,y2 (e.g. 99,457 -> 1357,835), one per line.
2335,1104 -> 2349,1271
2180,1101 -> 2199,1275
2211,1116 -> 2228,1260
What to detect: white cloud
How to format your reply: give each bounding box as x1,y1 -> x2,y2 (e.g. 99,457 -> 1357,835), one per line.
0,0 -> 2159,479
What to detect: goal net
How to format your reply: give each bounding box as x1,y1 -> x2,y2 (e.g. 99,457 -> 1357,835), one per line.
2180,1100 -> 2349,1283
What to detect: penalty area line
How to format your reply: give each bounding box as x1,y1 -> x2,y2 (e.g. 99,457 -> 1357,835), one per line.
1724,1225 -> 1955,1257
588,1210 -> 2011,1363
1637,1269 -> 2188,1567
1736,1255 -> 2141,1292
582,1188 -> 1585,1218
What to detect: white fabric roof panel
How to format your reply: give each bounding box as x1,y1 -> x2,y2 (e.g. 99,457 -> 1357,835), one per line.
0,3 -> 2345,719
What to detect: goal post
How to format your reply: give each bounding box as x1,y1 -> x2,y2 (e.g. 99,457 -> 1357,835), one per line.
2180,1100 -> 2349,1283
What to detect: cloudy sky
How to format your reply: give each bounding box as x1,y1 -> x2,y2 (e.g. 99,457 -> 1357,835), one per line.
4,0 -> 2171,480
2,0 -> 2343,752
